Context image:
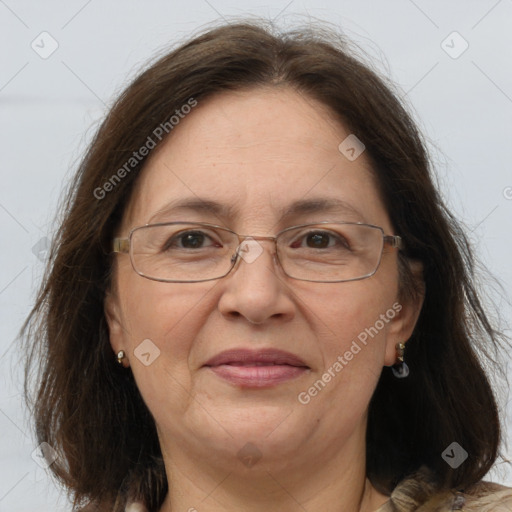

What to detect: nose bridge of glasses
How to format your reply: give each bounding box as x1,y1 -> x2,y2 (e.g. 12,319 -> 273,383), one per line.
236,233 -> 277,243
230,233 -> 279,268
233,233 -> 278,253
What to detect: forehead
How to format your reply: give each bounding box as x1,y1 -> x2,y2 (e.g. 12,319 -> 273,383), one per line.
122,87 -> 390,232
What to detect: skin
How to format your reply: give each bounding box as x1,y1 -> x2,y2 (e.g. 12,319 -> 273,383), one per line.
105,86 -> 424,512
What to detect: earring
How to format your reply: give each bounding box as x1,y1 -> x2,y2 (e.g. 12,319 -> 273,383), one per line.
391,342 -> 409,378
117,350 -> 126,366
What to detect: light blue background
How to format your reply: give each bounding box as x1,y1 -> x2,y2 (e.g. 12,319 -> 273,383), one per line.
1,1 -> 511,509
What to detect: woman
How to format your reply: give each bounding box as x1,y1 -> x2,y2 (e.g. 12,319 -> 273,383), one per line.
22,20 -> 512,511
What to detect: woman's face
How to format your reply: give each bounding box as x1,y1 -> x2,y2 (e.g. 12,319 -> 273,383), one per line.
106,87 -> 420,473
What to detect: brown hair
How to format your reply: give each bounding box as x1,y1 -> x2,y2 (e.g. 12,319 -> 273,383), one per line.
22,19 -> 508,511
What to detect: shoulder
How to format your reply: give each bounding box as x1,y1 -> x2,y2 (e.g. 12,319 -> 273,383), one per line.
76,501 -> 148,512
459,479 -> 512,511
382,466 -> 512,511
125,503 -> 148,512
125,502 -> 148,512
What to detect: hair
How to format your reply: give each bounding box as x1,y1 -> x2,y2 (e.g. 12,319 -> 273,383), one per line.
21,18 -> 509,511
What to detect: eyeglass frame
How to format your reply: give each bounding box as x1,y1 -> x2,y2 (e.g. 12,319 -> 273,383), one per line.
112,220 -> 404,284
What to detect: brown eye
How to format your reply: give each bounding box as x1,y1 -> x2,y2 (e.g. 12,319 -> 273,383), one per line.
306,233 -> 330,248
179,232 -> 207,249
290,230 -> 350,250
163,230 -> 217,251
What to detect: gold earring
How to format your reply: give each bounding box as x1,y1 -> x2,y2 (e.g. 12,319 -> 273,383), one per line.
117,350 -> 126,366
391,342 -> 409,378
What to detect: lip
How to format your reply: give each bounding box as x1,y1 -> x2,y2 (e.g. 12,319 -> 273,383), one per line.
203,348 -> 310,388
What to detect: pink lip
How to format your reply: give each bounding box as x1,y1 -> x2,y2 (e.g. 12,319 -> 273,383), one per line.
203,349 -> 310,388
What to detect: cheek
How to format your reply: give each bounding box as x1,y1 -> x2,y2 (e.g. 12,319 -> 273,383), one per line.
116,274 -> 215,408
294,273 -> 399,403
298,273 -> 398,351
118,271 -> 210,344
294,280 -> 397,434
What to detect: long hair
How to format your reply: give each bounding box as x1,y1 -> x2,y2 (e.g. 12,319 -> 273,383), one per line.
22,19 -> 508,510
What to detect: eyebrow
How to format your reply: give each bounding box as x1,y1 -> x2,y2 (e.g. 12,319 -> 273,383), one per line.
148,197 -> 366,224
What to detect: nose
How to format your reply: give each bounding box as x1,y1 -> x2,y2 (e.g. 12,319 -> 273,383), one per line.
217,238 -> 295,325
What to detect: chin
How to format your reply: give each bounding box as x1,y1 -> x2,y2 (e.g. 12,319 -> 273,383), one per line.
182,405 -> 308,462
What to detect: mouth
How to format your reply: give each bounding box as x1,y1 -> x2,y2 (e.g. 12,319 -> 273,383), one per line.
203,349 -> 310,388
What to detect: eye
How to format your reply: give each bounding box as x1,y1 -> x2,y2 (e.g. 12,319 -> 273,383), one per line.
291,230 -> 350,250
163,230 -> 220,250
305,232 -> 331,249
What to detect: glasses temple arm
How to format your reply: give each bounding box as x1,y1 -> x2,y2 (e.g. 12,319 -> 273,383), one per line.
112,238 -> 130,253
383,235 -> 403,249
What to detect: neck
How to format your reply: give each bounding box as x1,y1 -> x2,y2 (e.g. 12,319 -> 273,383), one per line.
157,427 -> 389,512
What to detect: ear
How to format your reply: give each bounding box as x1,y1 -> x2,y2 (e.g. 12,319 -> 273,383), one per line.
104,289 -> 130,367
384,260 -> 425,366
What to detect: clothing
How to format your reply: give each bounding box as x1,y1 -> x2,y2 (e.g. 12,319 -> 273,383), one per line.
123,466 -> 512,511
375,466 -> 512,511
125,504 -> 148,512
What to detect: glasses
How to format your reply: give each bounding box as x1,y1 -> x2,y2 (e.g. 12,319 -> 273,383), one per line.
112,221 -> 403,283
